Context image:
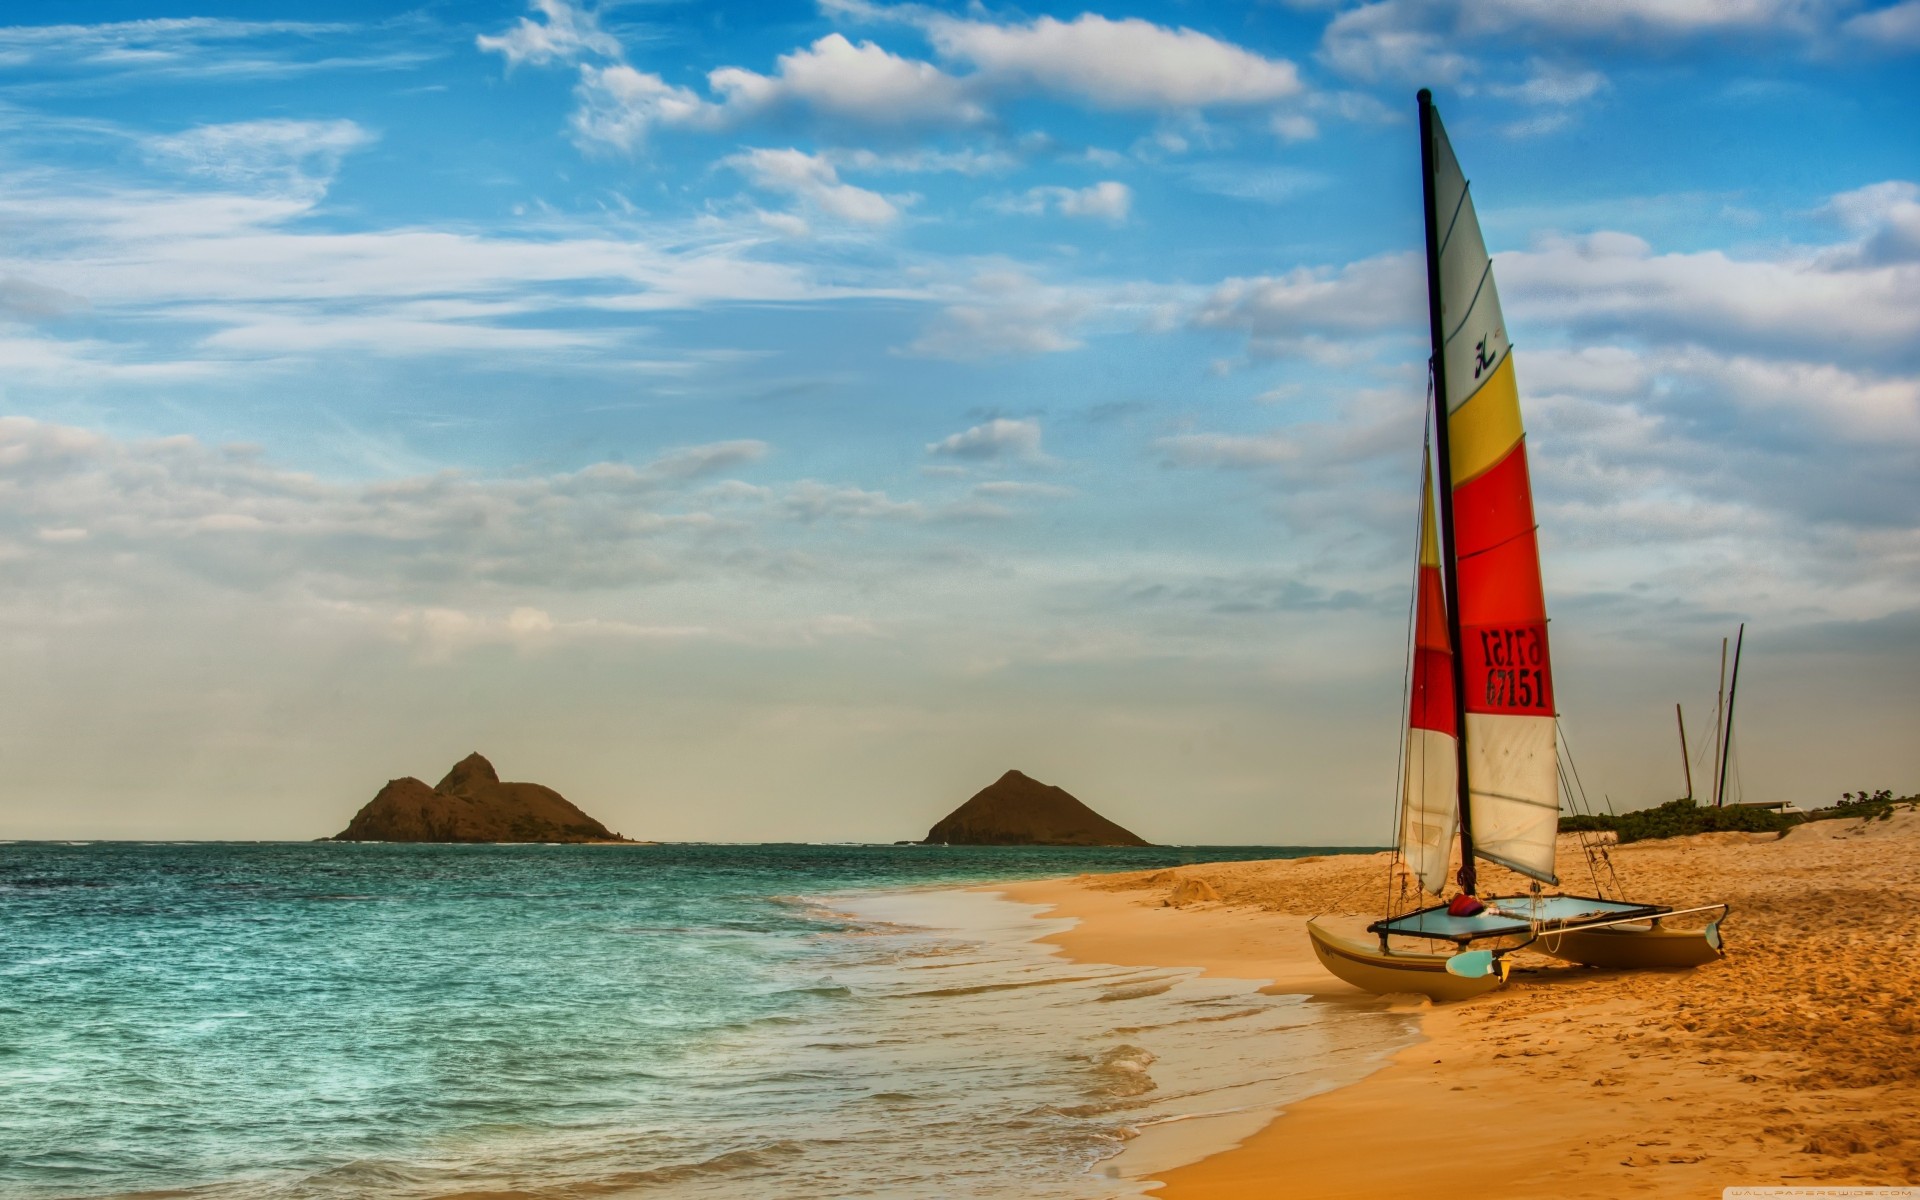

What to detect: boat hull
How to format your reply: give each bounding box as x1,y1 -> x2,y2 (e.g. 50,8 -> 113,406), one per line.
1536,921 -> 1724,970
1307,920 -> 1503,1002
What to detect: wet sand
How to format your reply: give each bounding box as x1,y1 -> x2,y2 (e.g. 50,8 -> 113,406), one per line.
998,806 -> 1920,1197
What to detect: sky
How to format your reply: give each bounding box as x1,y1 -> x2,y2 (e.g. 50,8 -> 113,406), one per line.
0,0 -> 1915,843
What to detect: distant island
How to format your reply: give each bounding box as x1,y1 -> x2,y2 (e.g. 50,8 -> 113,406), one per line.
330,752 -> 633,843
923,769 -> 1151,846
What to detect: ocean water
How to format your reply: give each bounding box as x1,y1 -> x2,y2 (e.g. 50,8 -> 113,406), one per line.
0,842 -> 1411,1199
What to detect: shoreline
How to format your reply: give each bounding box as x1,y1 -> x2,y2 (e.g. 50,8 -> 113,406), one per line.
984,873 -> 1420,1197
991,810 -> 1920,1197
843,879 -> 1416,1199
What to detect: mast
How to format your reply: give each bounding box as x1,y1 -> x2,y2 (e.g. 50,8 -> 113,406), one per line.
1675,703 -> 1693,802
1711,636 -> 1728,807
1417,87 -> 1477,896
1715,624 -> 1745,808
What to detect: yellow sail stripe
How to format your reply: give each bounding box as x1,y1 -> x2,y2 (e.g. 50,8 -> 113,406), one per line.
1418,459 -> 1442,567
1446,353 -> 1523,486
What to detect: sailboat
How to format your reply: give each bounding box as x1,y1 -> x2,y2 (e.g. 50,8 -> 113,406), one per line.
1306,90 -> 1728,1000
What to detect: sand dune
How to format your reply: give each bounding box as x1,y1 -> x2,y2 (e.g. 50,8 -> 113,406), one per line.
1001,805 -> 1920,1197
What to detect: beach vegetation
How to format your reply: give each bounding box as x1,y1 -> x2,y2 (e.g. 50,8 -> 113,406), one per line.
1563,790 -> 1920,841
1810,789 -> 1916,823
1559,799 -> 1795,843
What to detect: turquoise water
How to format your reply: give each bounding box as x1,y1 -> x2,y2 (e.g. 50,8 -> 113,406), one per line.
0,842 -> 1399,1199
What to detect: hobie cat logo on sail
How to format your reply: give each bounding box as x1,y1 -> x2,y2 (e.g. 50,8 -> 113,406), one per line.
1474,335 -> 1500,379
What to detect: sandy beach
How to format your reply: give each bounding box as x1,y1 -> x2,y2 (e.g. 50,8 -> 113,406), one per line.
1000,806 -> 1920,1197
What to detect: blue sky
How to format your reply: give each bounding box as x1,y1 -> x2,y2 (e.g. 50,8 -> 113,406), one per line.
0,0 -> 1916,841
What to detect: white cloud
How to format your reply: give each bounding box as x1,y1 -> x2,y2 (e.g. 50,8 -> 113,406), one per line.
566,34 -> 985,151
0,277 -> 89,321
195,313 -> 602,356
1192,252 -> 1425,345
0,161 -> 922,362
477,0 -> 620,68
782,481 -> 925,521
1271,113 -> 1319,142
1158,430 -> 1301,468
1461,0 -> 1834,41
0,17 -> 392,81
1320,2 -> 1477,84
926,418 -> 1046,461
825,146 -> 1018,176
1527,344 -> 1920,447
570,64 -> 712,152
707,33 -> 986,127
727,148 -> 904,226
1843,0 -> 1920,47
972,480 -> 1075,500
0,417 -> 904,610
995,181 -> 1132,223
635,440 -> 770,482
1493,60 -> 1609,105
1178,162 -> 1331,205
754,208 -> 813,238
1502,111 -> 1575,139
1153,388 -> 1426,535
1054,181 -> 1133,221
144,119 -> 375,194
1820,181 -> 1920,266
906,271 -> 1094,360
388,605 -> 712,662
1500,228 -> 1920,363
1320,0 -> 1840,85
924,12 -> 1304,110
538,8 -> 1306,149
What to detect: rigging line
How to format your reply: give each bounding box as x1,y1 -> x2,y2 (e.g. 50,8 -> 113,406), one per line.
1557,746 -> 1605,898
1598,826 -> 1624,898
1559,717 -> 1596,814
1557,717 -> 1624,896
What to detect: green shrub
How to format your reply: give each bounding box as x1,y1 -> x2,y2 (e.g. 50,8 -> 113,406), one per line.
1562,790 -> 1915,842
1804,789 -> 1917,823
1560,813 -> 1614,833
1556,798 -> 1794,843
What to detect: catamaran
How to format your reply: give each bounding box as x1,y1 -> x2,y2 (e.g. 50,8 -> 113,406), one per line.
1307,90 -> 1728,1001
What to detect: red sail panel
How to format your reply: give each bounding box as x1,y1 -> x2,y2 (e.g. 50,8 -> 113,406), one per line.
1410,459 -> 1457,736
1410,609 -> 1457,736
1400,459 -> 1459,895
1452,440 -> 1553,718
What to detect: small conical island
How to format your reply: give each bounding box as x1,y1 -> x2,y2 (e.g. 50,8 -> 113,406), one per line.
923,769 -> 1151,846
330,752 -> 632,843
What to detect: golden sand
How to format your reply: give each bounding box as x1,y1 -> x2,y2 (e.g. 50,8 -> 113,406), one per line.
999,806 -> 1920,1197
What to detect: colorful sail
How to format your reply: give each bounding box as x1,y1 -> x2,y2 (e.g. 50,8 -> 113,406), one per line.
1428,102 -> 1560,885
1399,458 -> 1459,895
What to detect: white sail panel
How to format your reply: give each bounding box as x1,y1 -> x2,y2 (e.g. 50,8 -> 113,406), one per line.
1462,712 -> 1560,884
1429,117 -> 1510,415
1400,726 -> 1458,895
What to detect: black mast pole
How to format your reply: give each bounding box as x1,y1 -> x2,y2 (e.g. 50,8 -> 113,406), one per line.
1715,623 -> 1745,808
1676,703 -> 1694,803
1418,88 -> 1478,896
